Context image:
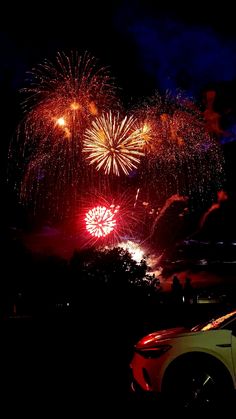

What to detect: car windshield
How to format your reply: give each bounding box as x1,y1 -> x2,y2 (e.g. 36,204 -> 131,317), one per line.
191,310 -> 236,332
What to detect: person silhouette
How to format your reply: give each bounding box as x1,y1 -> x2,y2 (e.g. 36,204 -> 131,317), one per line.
171,276 -> 183,304
183,276 -> 194,304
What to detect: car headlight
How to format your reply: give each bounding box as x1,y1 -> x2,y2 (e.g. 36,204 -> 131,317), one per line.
134,344 -> 171,359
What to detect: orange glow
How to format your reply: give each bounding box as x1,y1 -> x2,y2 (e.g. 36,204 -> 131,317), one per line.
70,102 -> 82,111
139,122 -> 152,148
56,117 -> 66,127
89,101 -> 98,115
160,113 -> 168,122
64,127 -> 71,139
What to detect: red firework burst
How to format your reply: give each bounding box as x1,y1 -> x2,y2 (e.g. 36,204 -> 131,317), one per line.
85,206 -> 116,237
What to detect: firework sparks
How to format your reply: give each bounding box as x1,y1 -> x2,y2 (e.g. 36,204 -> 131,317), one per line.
135,91 -> 224,205
83,111 -> 145,176
21,51 -> 116,150
136,91 -> 213,158
85,206 -> 116,237
22,51 -> 116,117
136,122 -> 153,150
14,51 -> 117,216
133,188 -> 140,209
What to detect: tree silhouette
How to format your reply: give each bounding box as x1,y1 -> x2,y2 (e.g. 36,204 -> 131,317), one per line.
70,246 -> 155,292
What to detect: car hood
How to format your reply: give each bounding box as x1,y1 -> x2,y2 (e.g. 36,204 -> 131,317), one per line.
136,327 -> 190,349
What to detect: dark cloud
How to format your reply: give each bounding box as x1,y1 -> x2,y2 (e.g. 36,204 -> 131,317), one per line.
115,7 -> 236,94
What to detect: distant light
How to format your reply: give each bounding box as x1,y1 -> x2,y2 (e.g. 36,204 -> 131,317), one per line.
198,259 -> 208,265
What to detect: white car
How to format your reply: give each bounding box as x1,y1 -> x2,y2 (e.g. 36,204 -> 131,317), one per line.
130,309 -> 236,407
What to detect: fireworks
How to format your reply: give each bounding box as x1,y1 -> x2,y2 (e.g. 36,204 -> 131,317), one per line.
22,51 -> 116,118
15,51 -> 117,216
83,111 -> 145,175
21,51 -> 116,153
9,52 -> 226,256
136,91 -> 213,158
85,206 -> 116,237
135,91 -> 224,205
79,187 -> 143,246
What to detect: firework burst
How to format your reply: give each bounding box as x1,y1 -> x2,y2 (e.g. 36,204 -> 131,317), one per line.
13,51 -> 117,217
22,51 -> 116,119
83,111 -> 145,176
85,206 -> 117,238
76,186 -> 145,248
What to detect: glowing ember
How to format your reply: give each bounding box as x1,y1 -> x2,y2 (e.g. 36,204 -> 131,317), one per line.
85,206 -> 116,237
56,117 -> 66,127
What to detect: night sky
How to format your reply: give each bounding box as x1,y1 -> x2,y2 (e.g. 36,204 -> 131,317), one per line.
1,0 -> 236,234
2,2 -> 236,98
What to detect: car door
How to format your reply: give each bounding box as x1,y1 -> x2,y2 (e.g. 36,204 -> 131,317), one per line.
221,316 -> 236,383
230,319 -> 236,381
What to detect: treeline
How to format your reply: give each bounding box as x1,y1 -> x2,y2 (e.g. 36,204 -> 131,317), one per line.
0,240 -> 160,317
